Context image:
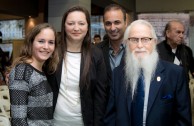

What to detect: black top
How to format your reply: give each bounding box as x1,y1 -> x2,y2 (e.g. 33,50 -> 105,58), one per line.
47,45 -> 108,126
157,40 -> 194,79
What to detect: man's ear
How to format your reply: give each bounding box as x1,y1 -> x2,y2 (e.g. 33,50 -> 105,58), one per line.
166,30 -> 170,38
153,38 -> 157,45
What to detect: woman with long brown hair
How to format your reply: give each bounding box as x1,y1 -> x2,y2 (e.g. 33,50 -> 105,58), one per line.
9,23 -> 59,126
47,6 -> 108,126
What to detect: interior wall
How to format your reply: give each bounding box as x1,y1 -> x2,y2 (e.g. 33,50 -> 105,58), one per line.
48,0 -> 91,32
0,0 -> 38,17
0,14 -> 23,20
113,0 -> 133,12
136,0 -> 194,12
25,12 -> 45,35
135,0 -> 194,54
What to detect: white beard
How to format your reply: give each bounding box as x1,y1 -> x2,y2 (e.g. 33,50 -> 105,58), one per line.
124,47 -> 159,97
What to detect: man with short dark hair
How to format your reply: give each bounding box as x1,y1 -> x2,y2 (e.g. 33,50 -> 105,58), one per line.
97,4 -> 127,95
92,34 -> 101,45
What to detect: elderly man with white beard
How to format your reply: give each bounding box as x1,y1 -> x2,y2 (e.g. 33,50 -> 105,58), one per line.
104,19 -> 192,126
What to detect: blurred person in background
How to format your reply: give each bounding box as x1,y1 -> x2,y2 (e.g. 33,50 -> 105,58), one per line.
157,20 -> 194,81
92,34 -> 101,45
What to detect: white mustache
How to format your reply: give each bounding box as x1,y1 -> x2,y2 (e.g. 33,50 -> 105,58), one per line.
134,49 -> 147,52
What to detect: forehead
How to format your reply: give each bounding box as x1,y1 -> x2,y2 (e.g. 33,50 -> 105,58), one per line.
66,11 -> 86,21
104,9 -> 124,22
36,28 -> 54,37
94,37 -> 100,39
129,24 -> 152,37
170,22 -> 184,30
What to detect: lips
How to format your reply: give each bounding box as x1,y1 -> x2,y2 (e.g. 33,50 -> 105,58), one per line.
110,33 -> 118,37
40,51 -> 50,55
72,33 -> 81,36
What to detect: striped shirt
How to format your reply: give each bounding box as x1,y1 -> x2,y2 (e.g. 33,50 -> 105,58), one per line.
9,63 -> 53,126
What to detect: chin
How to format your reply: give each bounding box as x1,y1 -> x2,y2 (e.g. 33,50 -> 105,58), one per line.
110,35 -> 119,39
40,56 -> 50,61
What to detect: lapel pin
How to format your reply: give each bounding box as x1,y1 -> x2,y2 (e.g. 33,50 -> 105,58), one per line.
157,76 -> 161,82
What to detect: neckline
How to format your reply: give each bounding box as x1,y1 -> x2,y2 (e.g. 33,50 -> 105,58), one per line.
66,50 -> 81,53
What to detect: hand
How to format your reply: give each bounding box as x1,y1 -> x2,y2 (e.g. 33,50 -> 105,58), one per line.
4,71 -> 9,85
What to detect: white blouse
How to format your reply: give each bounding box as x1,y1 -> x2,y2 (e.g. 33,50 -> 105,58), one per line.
54,52 -> 84,126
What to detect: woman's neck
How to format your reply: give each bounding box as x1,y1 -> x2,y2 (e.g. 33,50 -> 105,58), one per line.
66,39 -> 82,52
28,59 -> 44,72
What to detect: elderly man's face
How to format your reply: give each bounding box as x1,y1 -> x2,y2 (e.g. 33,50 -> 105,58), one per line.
166,22 -> 185,46
127,24 -> 156,59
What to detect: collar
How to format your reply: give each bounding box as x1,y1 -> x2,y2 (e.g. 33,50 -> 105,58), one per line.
109,40 -> 126,50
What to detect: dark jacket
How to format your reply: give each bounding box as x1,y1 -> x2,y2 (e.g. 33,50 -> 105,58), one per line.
157,40 -> 194,79
96,39 -> 125,97
104,60 -> 192,126
96,39 -> 112,84
47,46 -> 108,126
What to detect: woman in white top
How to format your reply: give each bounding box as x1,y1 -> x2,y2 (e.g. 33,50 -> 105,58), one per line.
47,6 -> 108,126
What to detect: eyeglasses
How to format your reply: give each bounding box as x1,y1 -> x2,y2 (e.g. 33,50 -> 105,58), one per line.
128,37 -> 153,45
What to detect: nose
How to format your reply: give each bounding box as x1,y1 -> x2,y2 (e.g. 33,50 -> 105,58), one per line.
179,33 -> 184,38
73,23 -> 79,31
43,42 -> 49,49
136,40 -> 144,48
110,24 -> 116,31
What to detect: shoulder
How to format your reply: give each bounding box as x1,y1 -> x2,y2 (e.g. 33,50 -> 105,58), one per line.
91,45 -> 103,58
157,40 -> 166,48
181,44 -> 193,53
9,63 -> 34,86
10,63 -> 38,80
91,45 -> 104,63
96,39 -> 109,49
157,40 -> 172,55
156,60 -> 188,85
11,63 -> 32,74
159,60 -> 184,73
91,45 -> 102,55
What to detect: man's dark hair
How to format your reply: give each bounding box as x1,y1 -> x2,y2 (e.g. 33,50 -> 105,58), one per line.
163,20 -> 184,38
103,4 -> 126,22
94,34 -> 101,39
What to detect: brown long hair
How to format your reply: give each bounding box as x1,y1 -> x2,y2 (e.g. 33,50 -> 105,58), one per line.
11,23 -> 59,74
60,6 -> 91,87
